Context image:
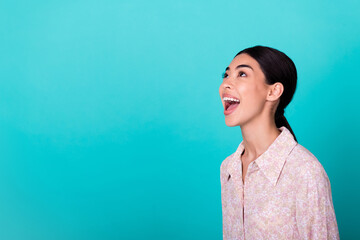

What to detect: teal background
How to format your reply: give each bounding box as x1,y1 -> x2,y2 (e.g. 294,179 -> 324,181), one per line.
1,0 -> 359,239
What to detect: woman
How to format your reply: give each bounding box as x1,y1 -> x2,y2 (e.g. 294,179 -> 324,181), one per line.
219,45 -> 339,240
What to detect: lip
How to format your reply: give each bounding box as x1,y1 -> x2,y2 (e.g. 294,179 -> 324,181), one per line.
222,93 -> 240,100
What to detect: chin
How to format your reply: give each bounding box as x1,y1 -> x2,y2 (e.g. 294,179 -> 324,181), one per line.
225,119 -> 241,127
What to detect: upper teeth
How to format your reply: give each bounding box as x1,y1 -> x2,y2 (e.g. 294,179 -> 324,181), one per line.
223,97 -> 240,102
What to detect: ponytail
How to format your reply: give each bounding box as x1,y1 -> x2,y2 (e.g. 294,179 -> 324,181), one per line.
275,108 -> 297,142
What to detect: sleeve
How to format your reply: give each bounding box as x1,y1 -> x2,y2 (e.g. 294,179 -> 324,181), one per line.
295,164 -> 340,240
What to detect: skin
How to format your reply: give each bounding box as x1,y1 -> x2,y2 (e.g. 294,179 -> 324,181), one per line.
219,53 -> 284,183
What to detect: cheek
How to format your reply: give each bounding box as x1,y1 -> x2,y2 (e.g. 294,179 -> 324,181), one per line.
239,84 -> 266,108
238,83 -> 261,100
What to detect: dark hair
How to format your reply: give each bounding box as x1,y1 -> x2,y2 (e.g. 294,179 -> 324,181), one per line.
235,45 -> 298,142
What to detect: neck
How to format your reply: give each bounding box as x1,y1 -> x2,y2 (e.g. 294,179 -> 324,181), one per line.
239,119 -> 281,163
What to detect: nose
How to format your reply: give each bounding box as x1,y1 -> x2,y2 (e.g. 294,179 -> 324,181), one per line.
221,79 -> 233,90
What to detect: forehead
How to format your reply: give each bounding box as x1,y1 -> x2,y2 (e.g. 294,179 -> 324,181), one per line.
227,53 -> 260,71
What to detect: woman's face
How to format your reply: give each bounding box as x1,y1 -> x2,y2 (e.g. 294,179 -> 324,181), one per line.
219,53 -> 277,127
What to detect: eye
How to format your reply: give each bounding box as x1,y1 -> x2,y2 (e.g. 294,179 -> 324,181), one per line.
222,72 -> 228,79
238,71 -> 246,77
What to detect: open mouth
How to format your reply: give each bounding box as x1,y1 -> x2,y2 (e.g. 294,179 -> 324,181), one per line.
225,100 -> 240,111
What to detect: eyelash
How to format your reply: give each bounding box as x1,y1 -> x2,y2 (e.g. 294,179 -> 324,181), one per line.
222,71 -> 246,78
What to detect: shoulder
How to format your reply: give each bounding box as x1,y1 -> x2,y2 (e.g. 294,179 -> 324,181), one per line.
287,143 -> 331,191
289,144 -> 324,171
220,152 -> 235,174
219,152 -> 235,185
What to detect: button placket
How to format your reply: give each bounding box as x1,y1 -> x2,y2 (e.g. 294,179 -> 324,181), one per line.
243,161 -> 257,239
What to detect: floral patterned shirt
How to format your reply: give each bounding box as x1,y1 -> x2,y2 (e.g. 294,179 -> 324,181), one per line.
220,126 -> 339,240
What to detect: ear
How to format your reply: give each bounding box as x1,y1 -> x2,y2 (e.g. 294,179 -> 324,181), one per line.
267,82 -> 284,101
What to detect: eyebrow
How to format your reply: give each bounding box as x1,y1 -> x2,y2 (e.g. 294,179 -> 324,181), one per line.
225,64 -> 254,72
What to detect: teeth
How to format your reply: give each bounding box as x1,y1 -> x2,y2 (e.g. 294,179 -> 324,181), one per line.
223,97 -> 240,103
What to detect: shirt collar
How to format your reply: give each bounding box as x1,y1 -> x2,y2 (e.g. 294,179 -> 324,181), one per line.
227,126 -> 298,187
